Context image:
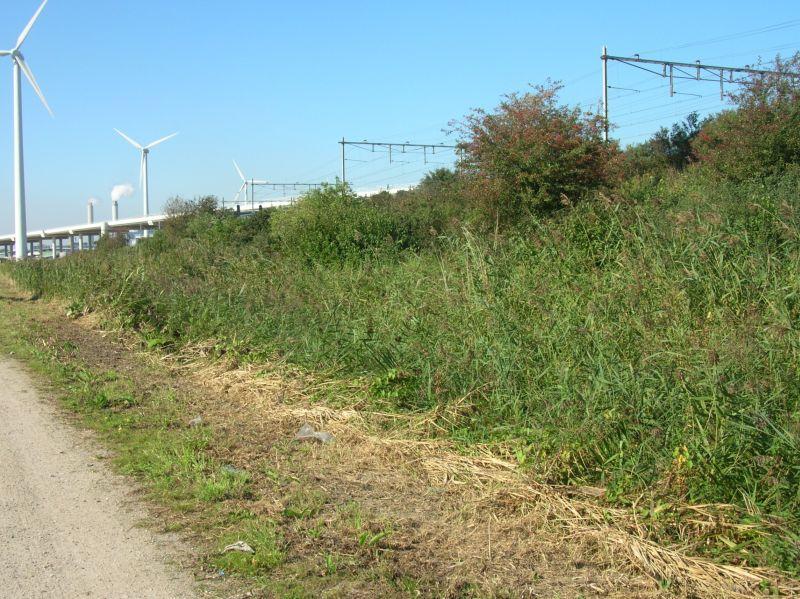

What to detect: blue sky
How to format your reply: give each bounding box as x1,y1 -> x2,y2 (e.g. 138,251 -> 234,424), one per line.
0,0 -> 798,231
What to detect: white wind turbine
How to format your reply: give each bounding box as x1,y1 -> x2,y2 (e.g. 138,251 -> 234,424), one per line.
114,129 -> 178,219
1,0 -> 54,260
233,160 -> 267,207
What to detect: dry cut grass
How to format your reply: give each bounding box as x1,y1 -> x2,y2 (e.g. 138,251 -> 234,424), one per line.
171,344 -> 800,599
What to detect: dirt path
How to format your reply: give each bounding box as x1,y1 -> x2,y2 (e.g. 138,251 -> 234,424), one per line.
0,358 -> 197,599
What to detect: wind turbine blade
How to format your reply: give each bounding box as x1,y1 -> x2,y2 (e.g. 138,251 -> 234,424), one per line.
16,56 -> 53,117
0,50 -> 11,57
16,0 -> 49,50
115,129 -> 143,150
139,153 -> 145,190
233,160 -> 246,182
145,132 -> 178,149
233,182 -> 246,204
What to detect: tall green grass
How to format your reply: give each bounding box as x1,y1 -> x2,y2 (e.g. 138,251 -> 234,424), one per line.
7,172 -> 800,572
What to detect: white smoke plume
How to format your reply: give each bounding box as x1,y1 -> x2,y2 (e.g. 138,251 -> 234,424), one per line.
111,183 -> 135,203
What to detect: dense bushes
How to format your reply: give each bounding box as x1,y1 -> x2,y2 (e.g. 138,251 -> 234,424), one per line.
269,184 -> 399,263
455,82 -> 619,222
693,54 -> 800,180
622,112 -> 704,177
367,168 -> 470,240
155,196 -> 271,250
150,183 -> 465,266
270,182 -> 460,263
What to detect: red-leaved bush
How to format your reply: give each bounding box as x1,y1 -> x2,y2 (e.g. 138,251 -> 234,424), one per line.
693,53 -> 800,181
454,83 -> 619,223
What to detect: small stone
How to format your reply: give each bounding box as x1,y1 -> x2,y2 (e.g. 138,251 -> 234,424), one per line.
188,416 -> 203,428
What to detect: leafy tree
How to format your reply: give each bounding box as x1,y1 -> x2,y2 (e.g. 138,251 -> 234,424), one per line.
652,112 -> 704,170
164,195 -> 219,217
622,113 -> 705,177
693,53 -> 800,180
453,82 -> 619,223
161,196 -> 222,240
417,167 -> 459,192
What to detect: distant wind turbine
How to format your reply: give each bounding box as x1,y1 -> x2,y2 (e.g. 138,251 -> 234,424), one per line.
233,160 -> 267,206
1,0 -> 54,260
114,129 -> 178,218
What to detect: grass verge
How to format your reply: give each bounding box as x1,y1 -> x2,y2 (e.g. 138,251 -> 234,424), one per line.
5,276 -> 800,597
0,283 -> 437,597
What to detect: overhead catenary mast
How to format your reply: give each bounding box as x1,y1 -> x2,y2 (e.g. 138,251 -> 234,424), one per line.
600,47 -> 800,141
338,140 -> 461,186
602,46 -> 609,142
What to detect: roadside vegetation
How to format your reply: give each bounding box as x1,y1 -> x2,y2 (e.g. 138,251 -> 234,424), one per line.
0,288 -> 450,596
5,55 -> 800,582
0,299 -> 286,588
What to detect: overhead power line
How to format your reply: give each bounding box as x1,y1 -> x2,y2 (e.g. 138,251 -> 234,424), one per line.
224,181 -> 327,211
338,139 -> 461,186
600,47 -> 800,142
639,19 -> 800,56
704,42 -> 800,62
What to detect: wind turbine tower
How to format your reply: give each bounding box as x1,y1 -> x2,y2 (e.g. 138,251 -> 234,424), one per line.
1,0 -> 54,260
115,129 -> 178,218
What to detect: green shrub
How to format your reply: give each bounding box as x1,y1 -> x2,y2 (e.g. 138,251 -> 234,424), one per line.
271,183 -> 410,263
621,113 -> 705,178
454,81 -> 620,223
693,53 -> 800,181
367,168 -> 471,241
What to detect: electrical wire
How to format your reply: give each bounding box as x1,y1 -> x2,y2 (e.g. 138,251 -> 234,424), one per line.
352,164 -> 444,190
346,146 -> 458,189
703,42 -> 799,62
561,69 -> 599,87
638,19 -> 800,56
613,101 -> 726,130
285,156 -> 341,183
613,94 -> 719,118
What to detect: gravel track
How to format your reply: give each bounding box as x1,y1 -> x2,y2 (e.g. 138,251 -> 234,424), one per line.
0,358 -> 197,598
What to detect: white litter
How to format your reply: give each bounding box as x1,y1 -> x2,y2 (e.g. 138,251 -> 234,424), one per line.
222,541 -> 254,554
294,423 -> 334,444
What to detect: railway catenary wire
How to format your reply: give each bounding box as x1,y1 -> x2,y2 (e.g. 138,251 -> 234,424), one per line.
639,19 -> 800,56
